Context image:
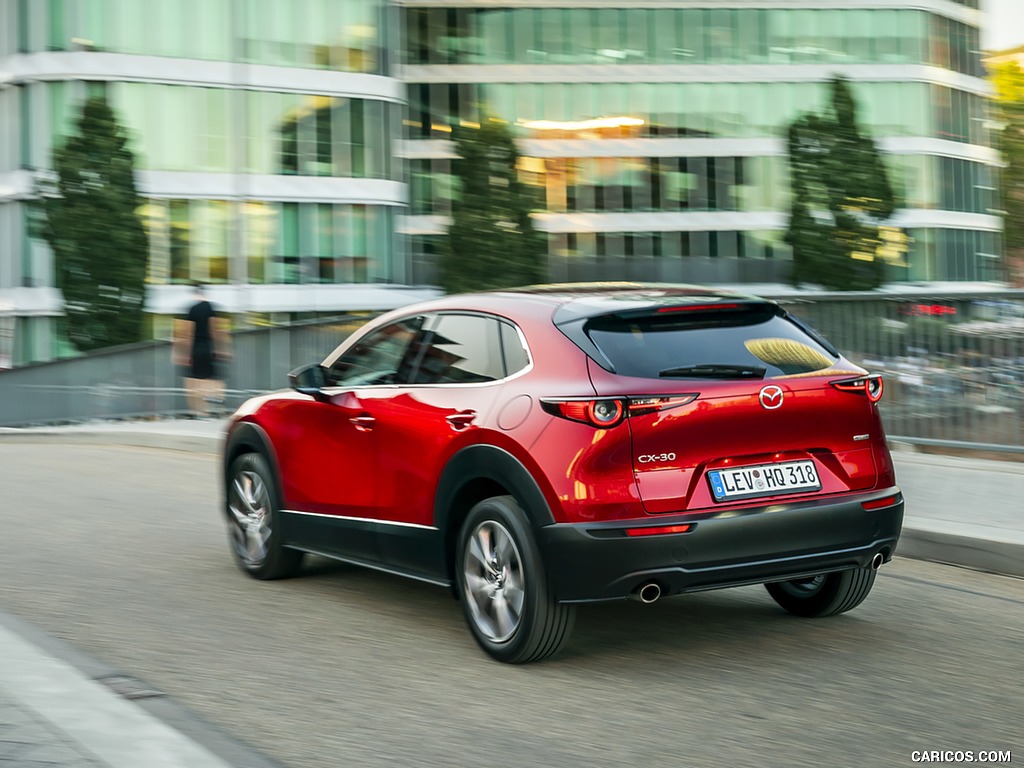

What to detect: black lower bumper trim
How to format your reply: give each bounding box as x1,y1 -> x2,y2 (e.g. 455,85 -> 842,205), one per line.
536,490 -> 904,603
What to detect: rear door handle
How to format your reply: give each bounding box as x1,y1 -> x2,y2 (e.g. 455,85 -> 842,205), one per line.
445,410 -> 477,430
350,414 -> 376,432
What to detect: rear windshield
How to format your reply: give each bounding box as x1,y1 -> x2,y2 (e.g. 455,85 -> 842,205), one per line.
585,304 -> 840,380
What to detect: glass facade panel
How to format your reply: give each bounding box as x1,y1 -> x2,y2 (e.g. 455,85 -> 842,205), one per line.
137,198 -> 400,288
681,9 -> 705,64
737,9 -> 768,64
398,7 -> 983,77
34,4 -> 987,71
23,0 -> 388,72
406,81 -> 973,144
44,84 -> 397,177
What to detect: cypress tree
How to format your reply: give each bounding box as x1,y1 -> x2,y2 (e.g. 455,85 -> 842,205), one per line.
39,96 -> 148,351
440,120 -> 545,293
785,77 -> 897,290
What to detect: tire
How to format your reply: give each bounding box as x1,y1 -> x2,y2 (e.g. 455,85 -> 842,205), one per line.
456,496 -> 575,663
765,568 -> 876,618
225,452 -> 303,580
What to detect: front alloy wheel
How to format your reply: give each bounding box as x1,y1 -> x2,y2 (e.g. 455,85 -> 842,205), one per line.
226,452 -> 303,580
229,469 -> 272,566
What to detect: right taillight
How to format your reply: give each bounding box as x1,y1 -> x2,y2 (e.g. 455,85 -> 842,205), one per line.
541,394 -> 698,428
831,374 -> 884,403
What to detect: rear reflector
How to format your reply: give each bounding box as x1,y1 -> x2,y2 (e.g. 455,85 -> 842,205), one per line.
862,495 -> 898,511
625,524 -> 693,537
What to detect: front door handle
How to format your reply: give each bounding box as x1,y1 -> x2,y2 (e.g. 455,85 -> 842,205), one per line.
350,414 -> 376,432
445,410 -> 477,430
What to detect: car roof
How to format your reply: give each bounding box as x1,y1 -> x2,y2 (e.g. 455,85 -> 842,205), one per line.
513,283 -> 773,325
407,283 -> 769,323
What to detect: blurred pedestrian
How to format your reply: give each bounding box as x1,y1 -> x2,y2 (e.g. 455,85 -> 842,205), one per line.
172,283 -> 231,418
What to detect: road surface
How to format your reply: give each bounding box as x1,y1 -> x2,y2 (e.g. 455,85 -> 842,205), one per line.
1,444 -> 1019,767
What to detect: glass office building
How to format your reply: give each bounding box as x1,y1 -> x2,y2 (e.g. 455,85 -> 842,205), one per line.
0,0 -> 1003,365
401,0 -> 1001,287
0,0 -> 421,364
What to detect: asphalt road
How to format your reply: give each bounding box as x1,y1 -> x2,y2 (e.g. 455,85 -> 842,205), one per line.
1,444 -> 1020,768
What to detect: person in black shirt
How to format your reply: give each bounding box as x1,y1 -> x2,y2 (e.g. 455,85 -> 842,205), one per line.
172,283 -> 231,418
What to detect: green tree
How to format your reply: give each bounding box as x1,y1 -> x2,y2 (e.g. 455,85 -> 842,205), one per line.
440,120 -> 544,293
38,96 -> 148,352
990,61 -> 1024,286
785,77 -> 897,290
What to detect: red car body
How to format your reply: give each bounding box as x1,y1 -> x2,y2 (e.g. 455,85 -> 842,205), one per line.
222,284 -> 903,662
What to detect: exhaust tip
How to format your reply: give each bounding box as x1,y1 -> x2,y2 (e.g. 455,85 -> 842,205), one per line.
636,582 -> 662,604
871,553 -> 885,571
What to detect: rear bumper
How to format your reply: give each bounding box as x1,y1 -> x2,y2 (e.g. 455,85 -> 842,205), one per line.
536,489 -> 904,603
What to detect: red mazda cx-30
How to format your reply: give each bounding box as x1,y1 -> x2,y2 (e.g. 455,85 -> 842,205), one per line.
222,283 -> 903,663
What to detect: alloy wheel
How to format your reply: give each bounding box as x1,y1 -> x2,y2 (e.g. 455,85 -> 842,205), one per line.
462,520 -> 526,643
228,470 -> 272,566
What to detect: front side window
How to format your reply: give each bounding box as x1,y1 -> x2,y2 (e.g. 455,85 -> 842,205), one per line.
326,316 -> 425,387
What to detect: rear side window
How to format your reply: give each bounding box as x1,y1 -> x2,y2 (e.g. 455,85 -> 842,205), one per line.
499,321 -> 530,376
410,314 -> 504,384
585,305 -> 840,380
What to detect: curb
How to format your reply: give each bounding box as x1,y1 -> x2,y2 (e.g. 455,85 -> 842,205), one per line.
0,425 -> 224,453
2,423 -> 1021,580
896,522 -> 1024,579
0,609 -> 287,768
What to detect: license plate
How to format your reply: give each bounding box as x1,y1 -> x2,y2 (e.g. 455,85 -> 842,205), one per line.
708,460 -> 820,502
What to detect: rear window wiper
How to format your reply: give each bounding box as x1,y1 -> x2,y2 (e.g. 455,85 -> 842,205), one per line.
659,364 -> 767,379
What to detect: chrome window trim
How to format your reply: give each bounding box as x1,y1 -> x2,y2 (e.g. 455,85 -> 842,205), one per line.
320,310 -> 535,392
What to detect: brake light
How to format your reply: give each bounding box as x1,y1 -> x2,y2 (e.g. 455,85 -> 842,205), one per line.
656,303 -> 739,313
542,399 -> 625,428
541,394 -> 698,428
831,374 -> 884,403
625,524 -> 693,537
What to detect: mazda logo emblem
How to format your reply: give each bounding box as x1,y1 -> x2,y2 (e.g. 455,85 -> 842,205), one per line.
759,385 -> 784,410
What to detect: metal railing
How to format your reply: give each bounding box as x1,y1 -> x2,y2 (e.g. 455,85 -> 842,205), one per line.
774,289 -> 1024,453
0,291 -> 1022,453
0,314 -> 373,426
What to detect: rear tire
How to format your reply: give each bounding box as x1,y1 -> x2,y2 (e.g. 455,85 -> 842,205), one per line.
765,568 -> 876,617
456,496 -> 575,663
225,452 -> 304,580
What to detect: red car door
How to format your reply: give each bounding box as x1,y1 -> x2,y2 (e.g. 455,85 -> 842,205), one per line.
370,313 -> 510,527
275,315 -> 427,521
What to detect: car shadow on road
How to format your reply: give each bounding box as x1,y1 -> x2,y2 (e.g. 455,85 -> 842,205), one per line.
291,556 -> 904,672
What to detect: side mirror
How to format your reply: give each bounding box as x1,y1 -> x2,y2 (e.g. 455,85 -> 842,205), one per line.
288,363 -> 328,399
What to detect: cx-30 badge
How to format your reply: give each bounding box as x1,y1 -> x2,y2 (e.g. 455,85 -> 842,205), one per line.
759,385 -> 784,410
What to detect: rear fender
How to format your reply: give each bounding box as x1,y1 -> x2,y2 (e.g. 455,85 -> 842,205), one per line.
434,444 -> 556,592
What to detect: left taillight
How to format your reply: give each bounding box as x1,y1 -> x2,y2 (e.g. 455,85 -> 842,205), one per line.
831,374 -> 884,403
541,395 -> 697,429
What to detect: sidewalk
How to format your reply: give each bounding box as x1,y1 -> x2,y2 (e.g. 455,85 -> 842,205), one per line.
0,610 -> 283,768
0,419 -> 1020,767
